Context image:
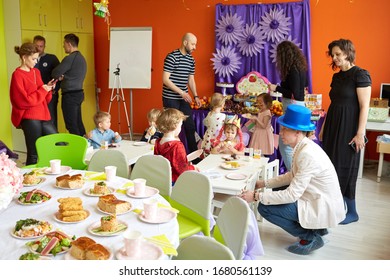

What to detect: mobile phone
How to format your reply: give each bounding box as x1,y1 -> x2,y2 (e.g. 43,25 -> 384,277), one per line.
349,136 -> 368,152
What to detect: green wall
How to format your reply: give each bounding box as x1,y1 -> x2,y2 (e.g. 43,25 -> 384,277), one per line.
0,0 -> 13,149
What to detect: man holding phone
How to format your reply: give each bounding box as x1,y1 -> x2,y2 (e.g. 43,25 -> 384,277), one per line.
33,35 -> 60,130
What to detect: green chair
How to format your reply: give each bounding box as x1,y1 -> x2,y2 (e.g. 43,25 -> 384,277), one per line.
88,149 -> 129,178
130,155 -> 172,200
172,235 -> 235,260
213,196 -> 250,260
34,133 -> 88,170
170,171 -> 212,239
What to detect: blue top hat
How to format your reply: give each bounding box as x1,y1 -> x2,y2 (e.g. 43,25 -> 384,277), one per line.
278,104 -> 316,131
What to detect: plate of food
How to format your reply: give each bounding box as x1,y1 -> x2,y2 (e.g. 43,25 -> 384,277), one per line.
88,217 -> 128,237
54,210 -> 90,224
83,181 -> 114,197
115,241 -> 163,260
133,141 -> 148,146
65,237 -> 113,260
97,194 -> 132,216
225,173 -> 247,180
126,186 -> 159,199
26,230 -> 75,256
11,218 -> 52,240
44,166 -> 72,175
22,172 -> 46,187
54,174 -> 84,189
17,189 -> 52,205
222,154 -> 240,161
138,208 -> 177,224
220,162 -> 242,170
19,252 -> 52,260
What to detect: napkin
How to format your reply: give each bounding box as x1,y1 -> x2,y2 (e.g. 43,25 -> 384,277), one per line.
84,171 -> 106,181
31,167 -> 47,176
132,204 -> 179,214
146,235 -> 178,256
116,181 -> 134,194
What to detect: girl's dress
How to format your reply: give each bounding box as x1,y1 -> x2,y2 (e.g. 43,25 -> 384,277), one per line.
201,111 -> 226,155
248,110 -> 274,155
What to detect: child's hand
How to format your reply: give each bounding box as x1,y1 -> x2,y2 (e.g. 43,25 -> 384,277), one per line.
114,132 -> 120,139
87,131 -> 93,139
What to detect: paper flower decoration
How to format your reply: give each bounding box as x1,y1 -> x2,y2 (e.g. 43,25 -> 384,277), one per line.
216,13 -> 244,46
269,36 -> 301,63
0,153 -> 23,210
94,0 -> 110,18
237,23 -> 266,57
259,8 -> 291,43
211,46 -> 242,78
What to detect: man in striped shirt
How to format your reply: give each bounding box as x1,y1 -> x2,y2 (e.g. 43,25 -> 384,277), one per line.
162,33 -> 201,155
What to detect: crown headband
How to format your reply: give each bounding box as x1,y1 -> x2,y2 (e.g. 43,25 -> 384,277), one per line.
224,115 -> 241,128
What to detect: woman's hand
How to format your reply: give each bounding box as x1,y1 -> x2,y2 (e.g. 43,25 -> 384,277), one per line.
255,180 -> 265,190
238,190 -> 255,202
350,134 -> 366,153
269,83 -> 277,92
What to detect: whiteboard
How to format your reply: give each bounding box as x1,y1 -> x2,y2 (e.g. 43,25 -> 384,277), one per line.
109,27 -> 152,89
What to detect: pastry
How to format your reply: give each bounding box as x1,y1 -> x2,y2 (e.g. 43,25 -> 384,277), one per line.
70,236 -> 96,260
100,215 -> 117,232
97,194 -> 131,214
56,174 -> 84,189
92,181 -> 109,195
85,243 -> 110,260
23,171 -> 39,185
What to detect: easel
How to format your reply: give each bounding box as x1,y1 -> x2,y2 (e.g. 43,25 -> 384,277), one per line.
108,64 -> 132,140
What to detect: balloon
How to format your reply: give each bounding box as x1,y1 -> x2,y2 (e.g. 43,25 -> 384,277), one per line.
94,0 -> 110,18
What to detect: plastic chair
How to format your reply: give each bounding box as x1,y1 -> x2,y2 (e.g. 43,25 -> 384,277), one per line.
34,133 -> 88,170
130,155 -> 172,200
172,235 -> 235,260
87,149 -> 130,178
170,171 -> 212,239
213,197 -> 250,260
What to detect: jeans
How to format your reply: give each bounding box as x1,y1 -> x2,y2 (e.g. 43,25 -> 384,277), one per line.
21,119 -> 57,165
162,97 -> 198,153
258,201 -> 317,241
279,98 -> 306,171
61,91 -> 86,136
48,92 -> 59,130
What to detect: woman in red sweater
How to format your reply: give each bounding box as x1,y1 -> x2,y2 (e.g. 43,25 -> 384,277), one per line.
10,43 -> 57,165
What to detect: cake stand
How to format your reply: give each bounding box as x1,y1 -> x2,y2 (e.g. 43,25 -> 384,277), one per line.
216,82 -> 234,96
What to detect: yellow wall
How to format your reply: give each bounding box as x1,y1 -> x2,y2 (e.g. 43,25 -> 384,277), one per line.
0,0 -> 13,148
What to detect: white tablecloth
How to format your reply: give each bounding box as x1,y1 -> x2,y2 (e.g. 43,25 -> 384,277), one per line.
0,169 -> 179,260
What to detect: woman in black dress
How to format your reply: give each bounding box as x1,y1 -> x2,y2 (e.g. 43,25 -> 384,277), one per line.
321,39 -> 371,224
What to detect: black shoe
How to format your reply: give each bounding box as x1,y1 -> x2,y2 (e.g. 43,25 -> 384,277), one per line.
287,235 -> 324,255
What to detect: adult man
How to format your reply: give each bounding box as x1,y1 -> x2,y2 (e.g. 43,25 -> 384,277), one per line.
162,33 -> 201,155
33,35 -> 60,130
240,105 -> 345,255
52,33 -> 87,136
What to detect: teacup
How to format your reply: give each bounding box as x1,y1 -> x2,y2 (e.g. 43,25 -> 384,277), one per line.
50,159 -> 61,174
143,198 -> 158,221
133,178 -> 146,197
105,166 -> 117,181
123,230 -> 142,257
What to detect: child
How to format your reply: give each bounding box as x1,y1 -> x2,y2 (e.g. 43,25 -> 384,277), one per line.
140,108 -> 163,144
87,111 -> 122,149
201,93 -> 226,156
245,93 -> 274,155
154,108 -> 197,183
210,115 -> 245,155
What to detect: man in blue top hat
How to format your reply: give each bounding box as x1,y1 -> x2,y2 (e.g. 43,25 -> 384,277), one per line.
240,104 -> 345,255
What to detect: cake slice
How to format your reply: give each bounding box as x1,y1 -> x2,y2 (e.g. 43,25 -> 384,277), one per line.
70,236 -> 96,260
97,194 -> 131,214
100,215 -> 117,232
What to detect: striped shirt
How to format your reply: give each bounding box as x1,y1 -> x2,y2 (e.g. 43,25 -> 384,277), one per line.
162,49 -> 195,100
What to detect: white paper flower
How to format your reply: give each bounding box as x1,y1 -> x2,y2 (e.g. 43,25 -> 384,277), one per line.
211,46 -> 242,78
259,8 -> 291,43
0,153 -> 23,210
269,36 -> 301,63
237,23 -> 266,57
216,13 -> 244,45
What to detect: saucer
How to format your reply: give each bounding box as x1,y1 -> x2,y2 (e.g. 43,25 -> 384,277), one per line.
225,173 -> 247,180
115,241 -> 163,260
138,208 -> 176,224
220,162 -> 242,170
44,166 -> 72,175
126,186 -> 159,199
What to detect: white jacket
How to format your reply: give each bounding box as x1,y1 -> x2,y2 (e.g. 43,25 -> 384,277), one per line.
262,137 -> 345,228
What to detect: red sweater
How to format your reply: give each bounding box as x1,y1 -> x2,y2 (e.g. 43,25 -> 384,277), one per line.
154,138 -> 196,183
10,68 -> 52,127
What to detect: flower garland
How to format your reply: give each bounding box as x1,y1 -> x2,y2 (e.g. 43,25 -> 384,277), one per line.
0,153 -> 23,210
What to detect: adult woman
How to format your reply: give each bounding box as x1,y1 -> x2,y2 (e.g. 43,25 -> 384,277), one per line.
320,39 -> 371,225
10,43 -> 57,165
269,41 -> 308,171
240,105 -> 345,255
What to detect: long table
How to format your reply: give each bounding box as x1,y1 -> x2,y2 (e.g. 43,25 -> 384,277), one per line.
85,140 -> 154,166
1,169 -> 179,260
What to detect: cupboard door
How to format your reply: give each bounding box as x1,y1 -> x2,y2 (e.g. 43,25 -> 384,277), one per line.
20,0 -> 60,31
21,30 -> 63,60
40,0 -> 61,31
60,0 -> 93,33
78,0 -> 94,33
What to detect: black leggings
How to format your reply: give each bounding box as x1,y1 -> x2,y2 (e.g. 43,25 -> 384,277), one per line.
20,119 -> 57,165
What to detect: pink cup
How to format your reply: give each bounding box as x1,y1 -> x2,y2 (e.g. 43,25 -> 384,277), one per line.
143,198 -> 158,221
123,230 -> 142,257
50,159 -> 61,174
133,178 -> 146,197
105,166 -> 117,181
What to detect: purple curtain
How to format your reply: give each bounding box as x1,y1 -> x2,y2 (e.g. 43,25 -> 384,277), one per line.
213,0 -> 312,94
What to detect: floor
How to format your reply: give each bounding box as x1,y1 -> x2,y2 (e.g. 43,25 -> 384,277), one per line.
14,151 -> 390,260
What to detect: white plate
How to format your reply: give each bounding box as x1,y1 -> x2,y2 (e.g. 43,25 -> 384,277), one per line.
220,162 -> 242,170
44,166 -> 72,175
222,155 -> 240,161
225,173 -> 247,180
97,205 -> 132,216
64,246 -> 113,260
54,182 -> 84,190
126,186 -> 159,199
23,177 -> 46,187
115,241 -> 163,260
83,187 -> 115,197
133,141 -> 148,146
10,227 -> 52,240
187,149 -> 203,162
54,210 -> 90,224
28,244 -> 70,257
138,208 -> 177,224
87,220 -> 128,237
17,195 -> 51,206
